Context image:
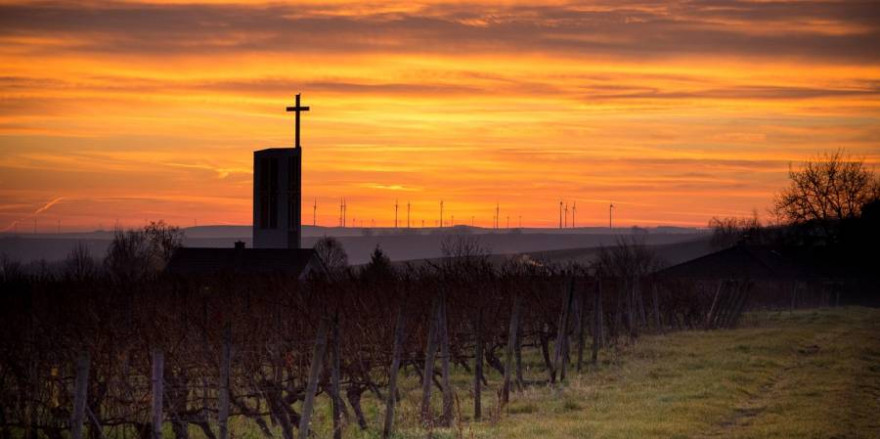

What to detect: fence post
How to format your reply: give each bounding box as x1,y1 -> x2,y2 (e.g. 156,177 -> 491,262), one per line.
575,284 -> 586,373
218,325 -> 231,439
299,318 -> 329,439
706,280 -> 724,328
553,277 -> 574,383
502,292 -> 521,404
473,308 -> 483,421
71,352 -> 90,439
151,351 -> 164,439
514,321 -> 524,389
382,306 -> 406,439
419,296 -> 440,427
592,281 -> 602,365
730,282 -> 751,327
439,293 -> 453,427
652,282 -> 662,332
331,313 -> 343,439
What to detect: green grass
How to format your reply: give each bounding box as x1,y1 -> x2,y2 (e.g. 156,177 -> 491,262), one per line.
228,307 -> 880,439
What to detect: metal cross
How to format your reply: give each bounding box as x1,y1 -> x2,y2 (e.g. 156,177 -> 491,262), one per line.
286,93 -> 310,148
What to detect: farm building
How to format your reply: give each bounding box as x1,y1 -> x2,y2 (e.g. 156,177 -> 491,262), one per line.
166,241 -> 325,278
655,243 -> 837,311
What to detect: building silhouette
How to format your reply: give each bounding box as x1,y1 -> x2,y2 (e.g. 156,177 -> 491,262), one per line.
168,94 -> 322,277
253,148 -> 302,249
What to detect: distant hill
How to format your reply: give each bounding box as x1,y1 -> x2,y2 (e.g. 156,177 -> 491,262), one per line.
0,225 -> 706,266
394,235 -> 714,269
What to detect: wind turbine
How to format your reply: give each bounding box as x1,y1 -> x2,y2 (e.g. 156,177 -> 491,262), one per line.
609,202 -> 615,230
559,201 -> 563,229
564,202 -> 569,228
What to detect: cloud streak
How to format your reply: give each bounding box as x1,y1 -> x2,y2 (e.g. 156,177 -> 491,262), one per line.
33,196 -> 64,215
1,196 -> 65,232
0,1 -> 878,62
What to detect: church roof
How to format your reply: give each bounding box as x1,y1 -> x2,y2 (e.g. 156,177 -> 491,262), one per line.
654,244 -> 808,280
166,246 -> 324,278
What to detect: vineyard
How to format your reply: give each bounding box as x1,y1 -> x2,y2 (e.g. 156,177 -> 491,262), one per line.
1,239 -> 766,439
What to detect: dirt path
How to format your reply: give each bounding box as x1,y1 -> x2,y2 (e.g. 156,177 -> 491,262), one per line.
697,310 -> 878,439
698,351 -> 798,437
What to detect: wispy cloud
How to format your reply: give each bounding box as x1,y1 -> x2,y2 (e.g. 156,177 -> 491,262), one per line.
33,196 -> 64,215
164,162 -> 251,179
0,1 -> 877,61
1,196 -> 65,232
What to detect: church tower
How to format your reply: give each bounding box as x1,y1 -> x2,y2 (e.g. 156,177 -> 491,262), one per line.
253,94 -> 309,249
253,148 -> 301,248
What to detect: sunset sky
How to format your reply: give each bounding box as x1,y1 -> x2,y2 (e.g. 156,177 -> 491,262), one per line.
1,0 -> 878,231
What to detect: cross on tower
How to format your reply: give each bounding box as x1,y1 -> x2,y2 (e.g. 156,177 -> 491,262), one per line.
286,93 -> 310,148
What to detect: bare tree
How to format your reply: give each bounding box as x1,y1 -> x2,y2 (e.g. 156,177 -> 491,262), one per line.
314,236 -> 349,272
440,234 -> 490,265
104,221 -> 184,282
0,253 -> 22,283
593,236 -> 665,338
104,228 -> 149,282
593,236 -> 663,280
64,242 -> 98,281
775,150 -> 880,225
708,212 -> 761,249
144,220 -> 184,269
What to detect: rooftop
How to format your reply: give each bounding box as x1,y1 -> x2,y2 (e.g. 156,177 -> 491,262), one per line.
166,244 -> 324,277
655,244 -> 809,280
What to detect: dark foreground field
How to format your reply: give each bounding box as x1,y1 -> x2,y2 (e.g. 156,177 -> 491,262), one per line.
282,307 -> 879,439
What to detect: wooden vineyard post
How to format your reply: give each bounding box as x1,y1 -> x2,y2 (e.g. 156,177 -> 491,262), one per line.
439,292 -> 453,427
383,306 -> 406,439
575,284 -> 586,373
652,282 -> 662,332
473,308 -> 483,421
420,296 -> 440,427
592,281 -> 602,365
706,280 -> 724,329
553,278 -> 574,383
331,313 -> 343,439
502,292 -> 521,404
71,352 -> 90,439
514,324 -> 524,389
219,325 -> 231,439
715,281 -> 737,328
729,281 -> 751,328
636,279 -> 648,328
299,318 -> 329,439
151,351 -> 164,439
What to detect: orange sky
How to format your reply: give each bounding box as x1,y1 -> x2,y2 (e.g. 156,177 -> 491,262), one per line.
1,0 -> 878,231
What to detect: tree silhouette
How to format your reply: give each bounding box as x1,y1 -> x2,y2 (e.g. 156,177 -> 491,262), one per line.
314,236 -> 349,272
774,150 -> 879,225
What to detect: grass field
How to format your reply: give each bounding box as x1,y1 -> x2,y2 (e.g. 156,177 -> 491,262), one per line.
233,307 -> 880,439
